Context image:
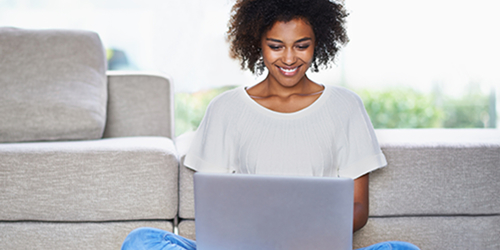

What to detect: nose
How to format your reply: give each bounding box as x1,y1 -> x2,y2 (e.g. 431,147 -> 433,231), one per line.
282,47 -> 296,66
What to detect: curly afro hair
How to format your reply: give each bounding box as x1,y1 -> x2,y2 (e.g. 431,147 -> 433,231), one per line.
227,0 -> 349,75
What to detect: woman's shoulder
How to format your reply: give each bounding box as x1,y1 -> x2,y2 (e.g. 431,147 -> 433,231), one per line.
325,85 -> 364,107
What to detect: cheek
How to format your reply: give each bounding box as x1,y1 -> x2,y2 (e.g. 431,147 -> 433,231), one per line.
306,50 -> 316,65
297,51 -> 315,65
262,51 -> 279,66
306,48 -> 316,60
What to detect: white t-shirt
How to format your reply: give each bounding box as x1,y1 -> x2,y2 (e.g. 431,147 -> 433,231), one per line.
184,85 -> 386,179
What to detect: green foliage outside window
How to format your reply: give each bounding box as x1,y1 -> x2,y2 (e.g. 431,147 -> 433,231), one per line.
357,88 -> 444,129
175,85 -> 494,136
441,91 -> 492,128
175,86 -> 238,136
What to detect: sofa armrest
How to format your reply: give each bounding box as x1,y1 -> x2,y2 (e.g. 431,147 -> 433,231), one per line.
103,71 -> 174,139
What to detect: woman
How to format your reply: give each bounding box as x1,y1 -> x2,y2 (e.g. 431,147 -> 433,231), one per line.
122,0 -> 419,249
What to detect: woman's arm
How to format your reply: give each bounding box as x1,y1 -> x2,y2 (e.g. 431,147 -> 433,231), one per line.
353,173 -> 369,232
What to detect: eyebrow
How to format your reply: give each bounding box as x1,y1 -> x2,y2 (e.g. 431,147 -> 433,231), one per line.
265,37 -> 313,43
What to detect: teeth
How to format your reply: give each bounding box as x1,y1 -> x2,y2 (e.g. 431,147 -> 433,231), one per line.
279,67 -> 298,73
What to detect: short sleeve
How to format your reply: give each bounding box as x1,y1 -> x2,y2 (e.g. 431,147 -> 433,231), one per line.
337,92 -> 387,179
184,97 -> 237,173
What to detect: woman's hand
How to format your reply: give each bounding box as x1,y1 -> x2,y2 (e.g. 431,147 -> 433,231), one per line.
353,174 -> 369,232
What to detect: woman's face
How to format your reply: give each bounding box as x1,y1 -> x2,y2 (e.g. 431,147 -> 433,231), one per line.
261,18 -> 316,88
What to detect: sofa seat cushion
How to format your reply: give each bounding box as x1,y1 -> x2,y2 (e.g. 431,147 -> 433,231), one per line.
0,221 -> 173,250
178,220 -> 196,240
0,27 -> 107,143
353,216 -> 500,250
0,137 -> 178,221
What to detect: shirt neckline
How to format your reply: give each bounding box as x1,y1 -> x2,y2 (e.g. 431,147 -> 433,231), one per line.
240,85 -> 329,118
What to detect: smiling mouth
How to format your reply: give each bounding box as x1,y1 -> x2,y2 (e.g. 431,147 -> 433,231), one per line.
278,65 -> 301,75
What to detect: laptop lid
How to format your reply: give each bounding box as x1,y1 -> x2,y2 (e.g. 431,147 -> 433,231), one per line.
194,173 -> 354,250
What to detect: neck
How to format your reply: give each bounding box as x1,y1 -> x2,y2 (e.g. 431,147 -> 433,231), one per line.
261,75 -> 314,98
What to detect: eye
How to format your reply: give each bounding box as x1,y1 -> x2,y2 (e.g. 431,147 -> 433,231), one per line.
267,44 -> 283,50
296,44 -> 310,50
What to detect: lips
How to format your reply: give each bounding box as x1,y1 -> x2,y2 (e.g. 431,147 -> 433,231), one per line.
277,65 -> 301,76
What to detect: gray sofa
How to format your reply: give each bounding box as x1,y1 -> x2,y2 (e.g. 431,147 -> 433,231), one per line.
177,129 -> 500,250
0,28 -> 178,249
1,28 -> 500,250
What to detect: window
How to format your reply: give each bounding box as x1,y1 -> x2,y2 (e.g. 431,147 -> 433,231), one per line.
1,0 -> 497,136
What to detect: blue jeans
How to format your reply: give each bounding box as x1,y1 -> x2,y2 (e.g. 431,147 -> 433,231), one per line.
121,227 -> 420,250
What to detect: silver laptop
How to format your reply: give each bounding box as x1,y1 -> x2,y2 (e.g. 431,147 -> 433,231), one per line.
194,173 -> 354,250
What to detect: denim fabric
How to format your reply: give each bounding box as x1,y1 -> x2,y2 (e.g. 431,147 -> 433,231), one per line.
122,228 -> 196,250
357,241 -> 420,250
121,228 -> 419,250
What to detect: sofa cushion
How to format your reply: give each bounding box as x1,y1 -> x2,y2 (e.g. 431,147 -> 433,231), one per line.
176,132 -> 197,219
0,221 -> 173,250
353,216 -> 500,250
371,129 -> 500,216
0,137 -> 178,221
178,220 -> 196,240
0,27 -> 107,143
103,72 -> 174,139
